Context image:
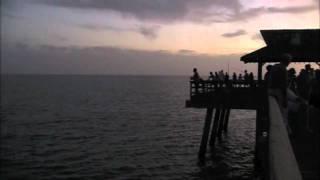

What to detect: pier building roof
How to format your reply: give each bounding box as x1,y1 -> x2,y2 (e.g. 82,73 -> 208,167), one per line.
241,29 -> 320,63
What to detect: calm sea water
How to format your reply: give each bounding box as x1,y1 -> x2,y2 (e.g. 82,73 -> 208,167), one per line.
1,75 -> 255,180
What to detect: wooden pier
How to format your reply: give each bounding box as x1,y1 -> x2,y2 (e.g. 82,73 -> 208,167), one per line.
186,29 -> 320,179
185,80 -> 269,173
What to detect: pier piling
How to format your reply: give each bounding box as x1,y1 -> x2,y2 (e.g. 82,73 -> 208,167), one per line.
217,108 -> 226,138
209,108 -> 221,147
198,107 -> 214,162
223,109 -> 231,132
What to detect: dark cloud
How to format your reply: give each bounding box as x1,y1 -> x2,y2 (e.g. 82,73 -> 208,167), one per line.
2,0 -> 317,24
36,0 -> 317,23
137,26 -> 160,40
222,30 -> 247,38
78,23 -> 160,40
178,49 -> 196,54
36,0 -> 242,23
78,24 -> 119,31
1,44 -> 256,75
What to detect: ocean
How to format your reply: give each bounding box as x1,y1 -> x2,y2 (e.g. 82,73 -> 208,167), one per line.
1,75 -> 256,179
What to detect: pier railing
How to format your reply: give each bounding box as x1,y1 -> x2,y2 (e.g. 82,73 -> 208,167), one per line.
186,80 -> 260,109
189,79 -> 258,97
268,96 -> 302,180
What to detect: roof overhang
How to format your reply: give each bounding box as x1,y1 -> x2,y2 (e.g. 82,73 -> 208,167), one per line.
241,29 -> 320,63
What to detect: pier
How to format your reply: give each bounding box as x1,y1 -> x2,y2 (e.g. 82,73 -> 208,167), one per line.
186,29 -> 320,179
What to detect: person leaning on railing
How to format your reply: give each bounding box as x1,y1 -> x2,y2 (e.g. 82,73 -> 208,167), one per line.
268,53 -> 292,130
264,65 -> 273,88
309,69 -> 320,109
191,68 -> 201,81
191,68 -> 203,94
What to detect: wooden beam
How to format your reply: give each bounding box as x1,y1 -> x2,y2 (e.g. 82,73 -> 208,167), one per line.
223,109 -> 231,132
217,109 -> 226,138
209,108 -> 221,147
198,107 -> 214,162
258,62 -> 263,85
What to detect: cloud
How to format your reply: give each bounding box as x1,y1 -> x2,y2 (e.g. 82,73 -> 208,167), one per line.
267,5 -> 317,13
3,0 -> 317,24
222,30 -> 247,38
137,26 -> 160,40
178,49 -> 196,54
79,23 -> 160,40
226,4 -> 318,22
36,0 -> 317,23
226,7 -> 265,22
35,0 -> 242,23
1,43 -> 257,75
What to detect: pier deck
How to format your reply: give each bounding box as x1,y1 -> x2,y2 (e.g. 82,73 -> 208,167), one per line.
185,80 -> 260,109
186,29 -> 320,179
185,80 -> 319,179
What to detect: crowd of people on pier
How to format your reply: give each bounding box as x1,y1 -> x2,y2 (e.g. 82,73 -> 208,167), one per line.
190,58 -> 320,134
266,63 -> 320,109
190,62 -> 320,109
191,68 -> 256,87
264,55 -> 320,135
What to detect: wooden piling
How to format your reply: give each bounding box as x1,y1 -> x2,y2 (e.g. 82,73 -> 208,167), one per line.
198,107 -> 214,162
223,109 -> 231,132
254,108 -> 262,170
209,108 -> 221,146
217,108 -> 226,138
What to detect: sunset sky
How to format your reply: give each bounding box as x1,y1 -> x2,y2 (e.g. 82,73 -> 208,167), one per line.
2,0 -> 319,75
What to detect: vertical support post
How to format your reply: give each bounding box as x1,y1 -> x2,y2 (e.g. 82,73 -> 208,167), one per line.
198,107 -> 214,162
223,109 -> 231,132
254,85 -> 270,175
255,87 -> 268,173
255,108 -> 262,170
258,62 -> 263,86
209,107 -> 221,146
217,108 -> 226,138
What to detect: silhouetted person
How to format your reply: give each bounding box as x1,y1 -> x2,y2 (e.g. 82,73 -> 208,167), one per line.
305,64 -> 314,98
238,74 -> 243,81
249,72 -> 254,87
244,70 -> 249,82
208,72 -> 215,81
232,72 -> 237,81
225,72 -> 230,87
264,65 -> 273,87
224,72 -> 229,81
305,64 -> 314,79
191,68 -> 201,81
191,68 -> 202,94
297,64 -> 315,100
269,53 -> 291,129
270,54 -> 291,108
215,72 -> 219,80
218,70 -> 224,81
309,69 -> 320,108
288,68 -> 297,93
217,70 -> 224,87
297,69 -> 308,99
